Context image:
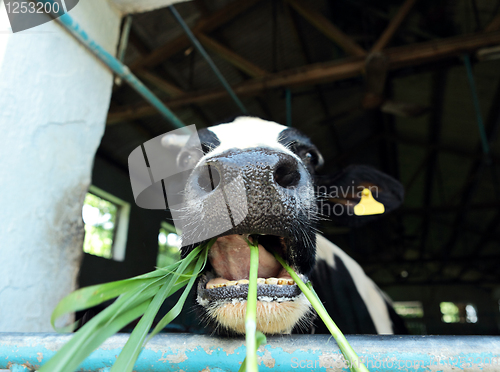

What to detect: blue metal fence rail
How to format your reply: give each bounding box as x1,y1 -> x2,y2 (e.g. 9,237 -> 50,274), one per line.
1,333 -> 499,371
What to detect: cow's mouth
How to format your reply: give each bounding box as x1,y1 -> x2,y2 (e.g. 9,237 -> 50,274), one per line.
195,234 -> 312,334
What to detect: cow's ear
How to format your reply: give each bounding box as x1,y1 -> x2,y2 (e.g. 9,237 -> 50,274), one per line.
316,165 -> 404,227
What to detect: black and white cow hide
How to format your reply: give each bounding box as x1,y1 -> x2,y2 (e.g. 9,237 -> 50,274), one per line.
164,116 -> 407,335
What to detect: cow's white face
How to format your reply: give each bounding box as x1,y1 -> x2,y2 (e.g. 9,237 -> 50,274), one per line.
176,117 -> 324,335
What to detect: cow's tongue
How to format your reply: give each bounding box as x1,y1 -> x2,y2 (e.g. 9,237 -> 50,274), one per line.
208,235 -> 288,281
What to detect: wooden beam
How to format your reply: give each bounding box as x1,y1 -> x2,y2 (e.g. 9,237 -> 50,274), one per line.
108,31 -> 500,123
136,69 -> 185,97
485,14 -> 500,32
287,0 -> 366,57
375,30 -> 500,67
371,0 -> 418,53
195,33 -> 268,78
362,53 -> 389,109
130,0 -> 264,71
107,58 -> 365,123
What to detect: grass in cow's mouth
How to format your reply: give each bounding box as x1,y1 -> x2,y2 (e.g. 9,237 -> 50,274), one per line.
239,235 -> 266,372
40,234 -> 369,372
273,252 -> 370,372
39,239 -> 216,372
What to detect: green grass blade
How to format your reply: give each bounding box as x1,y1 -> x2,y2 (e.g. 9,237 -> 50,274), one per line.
244,237 -> 260,372
110,283 -> 173,372
105,275 -> 168,326
273,253 -> 369,372
238,331 -> 267,372
51,260 -> 184,332
39,299 -> 151,372
103,244 -> 208,328
110,240 -> 213,372
42,274 -> 194,372
51,279 -> 150,332
147,248 -> 208,340
42,279 -> 170,372
110,252 -> 207,372
61,300 -> 151,372
43,240 -> 214,372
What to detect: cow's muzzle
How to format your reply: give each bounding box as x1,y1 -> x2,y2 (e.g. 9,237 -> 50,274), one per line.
179,148 -> 318,334
181,148 -> 313,240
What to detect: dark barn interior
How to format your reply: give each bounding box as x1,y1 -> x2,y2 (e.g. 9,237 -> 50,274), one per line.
79,0 -> 500,336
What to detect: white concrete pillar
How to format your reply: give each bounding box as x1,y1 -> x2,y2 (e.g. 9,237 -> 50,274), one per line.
0,0 -> 121,331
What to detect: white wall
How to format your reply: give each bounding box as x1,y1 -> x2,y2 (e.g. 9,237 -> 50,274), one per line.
0,0 -> 121,331
111,0 -> 190,14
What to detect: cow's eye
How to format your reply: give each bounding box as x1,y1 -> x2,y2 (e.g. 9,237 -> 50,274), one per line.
303,150 -> 318,165
178,152 -> 194,169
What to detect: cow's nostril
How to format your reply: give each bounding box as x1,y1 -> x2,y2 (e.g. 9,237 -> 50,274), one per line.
274,162 -> 300,188
197,165 -> 221,193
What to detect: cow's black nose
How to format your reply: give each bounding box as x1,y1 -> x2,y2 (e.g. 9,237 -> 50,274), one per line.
190,149 -> 301,196
274,156 -> 301,188
196,164 -> 221,193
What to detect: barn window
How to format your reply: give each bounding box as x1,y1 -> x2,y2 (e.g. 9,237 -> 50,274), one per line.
440,302 -> 478,324
82,186 -> 130,261
393,301 -> 426,334
157,222 -> 181,268
393,301 -> 424,318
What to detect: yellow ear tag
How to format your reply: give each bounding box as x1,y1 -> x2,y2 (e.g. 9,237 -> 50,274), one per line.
354,188 -> 385,216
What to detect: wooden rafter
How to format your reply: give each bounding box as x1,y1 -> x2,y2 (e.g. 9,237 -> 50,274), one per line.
371,0 -> 418,53
195,33 -> 268,78
130,0 -> 264,71
120,25 -> 212,127
126,28 -> 187,96
485,13 -> 500,32
107,31 -> 500,124
287,0 -> 366,57
136,69 -> 185,97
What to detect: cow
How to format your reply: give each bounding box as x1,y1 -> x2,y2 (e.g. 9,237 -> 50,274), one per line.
161,116 -> 407,335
